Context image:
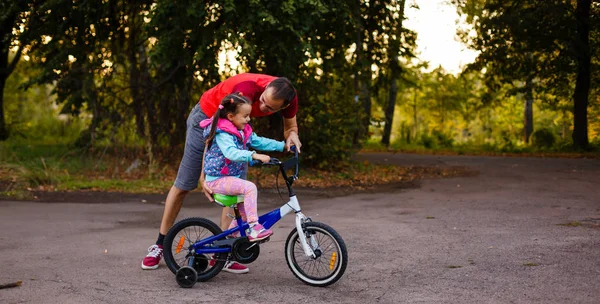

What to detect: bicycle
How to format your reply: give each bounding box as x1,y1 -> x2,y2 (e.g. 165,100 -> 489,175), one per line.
163,147 -> 348,288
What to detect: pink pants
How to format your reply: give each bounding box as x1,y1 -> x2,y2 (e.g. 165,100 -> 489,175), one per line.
206,176 -> 259,227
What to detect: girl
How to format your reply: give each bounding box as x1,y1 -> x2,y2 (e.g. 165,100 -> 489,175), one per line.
199,93 -> 285,241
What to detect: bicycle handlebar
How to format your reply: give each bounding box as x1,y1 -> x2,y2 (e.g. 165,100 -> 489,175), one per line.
249,146 -> 299,178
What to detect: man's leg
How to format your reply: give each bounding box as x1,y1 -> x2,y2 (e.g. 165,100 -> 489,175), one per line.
220,207 -> 234,231
142,104 -> 206,270
160,185 -> 189,235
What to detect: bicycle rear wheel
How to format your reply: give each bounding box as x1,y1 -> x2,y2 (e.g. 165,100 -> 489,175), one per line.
284,222 -> 348,287
163,217 -> 226,282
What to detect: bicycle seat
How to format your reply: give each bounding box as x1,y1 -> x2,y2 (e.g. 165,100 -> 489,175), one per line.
213,194 -> 243,207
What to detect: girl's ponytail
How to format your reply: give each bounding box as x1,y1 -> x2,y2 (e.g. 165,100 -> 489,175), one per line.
205,105 -> 223,149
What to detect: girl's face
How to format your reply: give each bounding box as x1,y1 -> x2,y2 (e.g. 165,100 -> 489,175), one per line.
228,103 -> 252,130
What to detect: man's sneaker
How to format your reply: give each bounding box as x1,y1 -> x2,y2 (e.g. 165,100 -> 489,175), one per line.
141,244 -> 163,270
247,223 -> 273,242
208,259 -> 249,274
223,261 -> 249,274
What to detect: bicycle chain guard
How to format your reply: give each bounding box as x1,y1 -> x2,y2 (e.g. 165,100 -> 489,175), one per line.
232,238 -> 261,264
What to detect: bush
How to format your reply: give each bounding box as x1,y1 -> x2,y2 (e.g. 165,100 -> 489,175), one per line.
432,130 -> 454,148
531,128 -> 556,149
418,131 -> 454,150
419,133 -> 436,149
256,71 -> 363,169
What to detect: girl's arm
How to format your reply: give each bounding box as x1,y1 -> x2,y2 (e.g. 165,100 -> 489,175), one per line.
215,133 -> 255,162
248,133 -> 285,152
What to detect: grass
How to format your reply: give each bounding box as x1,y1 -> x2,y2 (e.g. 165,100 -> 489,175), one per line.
362,140 -> 600,159
1,141 -> 475,200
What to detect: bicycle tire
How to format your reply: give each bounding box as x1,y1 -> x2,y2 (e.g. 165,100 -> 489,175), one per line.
284,222 -> 348,287
163,217 -> 226,282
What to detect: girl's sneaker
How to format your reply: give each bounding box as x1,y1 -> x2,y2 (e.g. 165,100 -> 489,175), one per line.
247,224 -> 272,242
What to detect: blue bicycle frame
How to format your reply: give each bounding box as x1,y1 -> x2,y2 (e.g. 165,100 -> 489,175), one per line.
189,147 -> 317,258
190,196 -> 304,254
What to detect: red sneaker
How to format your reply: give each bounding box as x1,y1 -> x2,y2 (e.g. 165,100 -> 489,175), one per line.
223,261 -> 249,274
208,258 -> 249,274
141,244 -> 163,270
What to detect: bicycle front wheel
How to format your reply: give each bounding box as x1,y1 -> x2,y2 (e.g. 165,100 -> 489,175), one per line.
284,222 -> 348,287
163,217 -> 226,282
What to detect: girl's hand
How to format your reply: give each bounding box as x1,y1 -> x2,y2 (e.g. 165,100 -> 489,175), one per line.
252,153 -> 271,163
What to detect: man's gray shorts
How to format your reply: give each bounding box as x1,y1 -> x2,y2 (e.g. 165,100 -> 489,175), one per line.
174,104 -> 247,191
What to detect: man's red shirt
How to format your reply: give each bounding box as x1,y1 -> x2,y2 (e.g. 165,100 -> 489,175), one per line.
199,73 -> 298,119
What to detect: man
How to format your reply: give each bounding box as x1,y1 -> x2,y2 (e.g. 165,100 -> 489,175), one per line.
141,73 -> 302,273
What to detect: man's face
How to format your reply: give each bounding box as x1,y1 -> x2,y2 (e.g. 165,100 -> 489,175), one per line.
259,87 -> 286,114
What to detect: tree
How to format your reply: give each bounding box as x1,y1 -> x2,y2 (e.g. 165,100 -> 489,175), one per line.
9,0 -> 421,167
452,0 -> 598,148
379,0 -> 416,146
0,1 -> 36,140
572,0 -> 592,148
352,0 -> 414,144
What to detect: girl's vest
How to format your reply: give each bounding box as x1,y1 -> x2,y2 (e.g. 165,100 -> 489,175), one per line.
200,118 -> 253,177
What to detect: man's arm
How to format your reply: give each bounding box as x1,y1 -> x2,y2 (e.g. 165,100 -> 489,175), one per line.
283,116 -> 302,152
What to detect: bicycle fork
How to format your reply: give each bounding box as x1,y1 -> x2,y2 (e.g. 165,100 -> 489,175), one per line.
285,196 -> 317,259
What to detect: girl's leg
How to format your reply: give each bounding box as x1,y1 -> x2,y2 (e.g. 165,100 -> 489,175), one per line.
206,176 -> 272,242
205,177 -> 259,224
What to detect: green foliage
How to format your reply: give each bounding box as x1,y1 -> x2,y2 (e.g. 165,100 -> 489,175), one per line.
0,1 -> 38,140
417,131 -> 454,150
4,58 -> 87,142
1,0 -> 418,168
3,0 -> 599,173
531,128 -> 556,149
452,0 -> 599,148
296,69 -> 363,168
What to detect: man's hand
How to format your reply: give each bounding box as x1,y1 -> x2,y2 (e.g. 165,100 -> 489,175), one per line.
285,131 -> 302,153
200,173 -> 214,202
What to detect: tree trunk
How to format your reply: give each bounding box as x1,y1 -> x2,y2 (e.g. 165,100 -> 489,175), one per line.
0,75 -> 7,140
0,23 -> 21,141
413,89 -> 418,140
523,79 -> 534,143
359,72 -> 372,138
381,78 -> 397,146
380,0 -> 406,146
172,81 -> 190,148
572,0 -> 591,149
83,68 -> 100,146
138,45 -> 158,147
353,29 -> 369,146
441,98 -> 445,130
127,2 -> 146,139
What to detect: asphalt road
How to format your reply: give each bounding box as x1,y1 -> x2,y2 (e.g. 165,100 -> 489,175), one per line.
1,153 -> 599,304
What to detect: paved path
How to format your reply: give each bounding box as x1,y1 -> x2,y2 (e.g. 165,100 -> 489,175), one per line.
1,153 -> 599,303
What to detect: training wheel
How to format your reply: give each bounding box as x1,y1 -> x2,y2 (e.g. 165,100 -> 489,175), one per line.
176,266 -> 198,288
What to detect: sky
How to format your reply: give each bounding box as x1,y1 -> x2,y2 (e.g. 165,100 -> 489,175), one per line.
404,0 -> 479,74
